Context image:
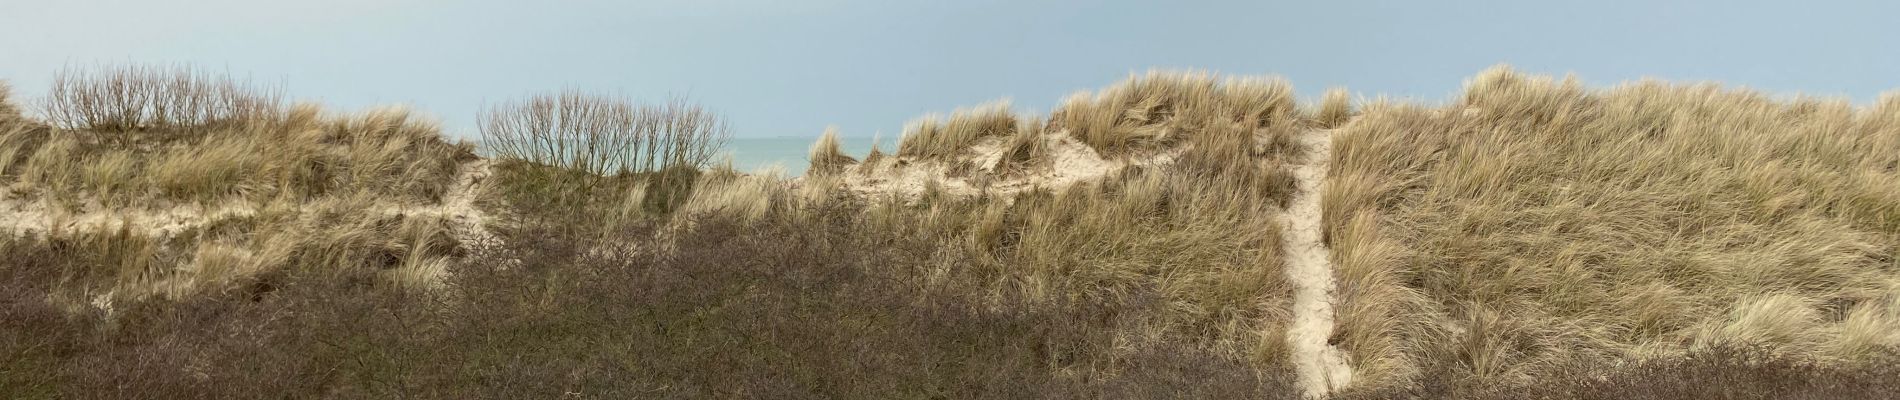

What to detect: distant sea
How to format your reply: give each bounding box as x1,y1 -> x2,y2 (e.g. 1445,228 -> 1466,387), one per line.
475,136 -> 886,177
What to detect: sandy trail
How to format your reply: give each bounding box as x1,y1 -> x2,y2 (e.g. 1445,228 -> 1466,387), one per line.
1281,128 -> 1353,397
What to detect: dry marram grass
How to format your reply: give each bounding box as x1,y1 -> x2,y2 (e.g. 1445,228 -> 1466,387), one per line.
896,99 -> 1018,159
806,126 -> 857,176
1326,65 -> 1900,392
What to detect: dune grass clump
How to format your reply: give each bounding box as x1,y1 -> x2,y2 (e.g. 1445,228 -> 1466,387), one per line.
42,64 -> 284,135
1312,87 -> 1355,129
861,133 -> 888,166
1055,70 -> 1302,156
895,99 -> 1019,160
1324,65 -> 1900,391
806,126 -> 857,176
0,81 -> 24,122
988,117 -> 1049,174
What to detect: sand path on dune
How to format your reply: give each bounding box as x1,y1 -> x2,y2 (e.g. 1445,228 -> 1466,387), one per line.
1281,128 -> 1353,398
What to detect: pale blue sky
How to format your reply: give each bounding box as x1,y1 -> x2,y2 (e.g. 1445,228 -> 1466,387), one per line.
4,0 -> 1898,139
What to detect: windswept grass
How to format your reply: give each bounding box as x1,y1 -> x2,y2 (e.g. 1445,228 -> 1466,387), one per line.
896,99 -> 1019,159
2,83 -> 52,180
989,116 -> 1049,174
3,104 -> 472,207
0,81 -> 24,122
862,132 -> 888,166
1311,87 -> 1355,129
1325,65 -> 1900,391
1055,70 -> 1301,156
806,126 -> 857,176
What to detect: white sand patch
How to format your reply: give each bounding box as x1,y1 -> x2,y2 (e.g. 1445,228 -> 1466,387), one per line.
0,197 -> 257,238
1282,129 -> 1354,397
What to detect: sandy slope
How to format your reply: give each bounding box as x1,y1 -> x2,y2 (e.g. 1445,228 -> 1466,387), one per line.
1281,128 -> 1354,397
0,158 -> 497,250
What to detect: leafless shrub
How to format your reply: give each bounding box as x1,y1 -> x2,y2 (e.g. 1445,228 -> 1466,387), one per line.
479,90 -> 730,176
41,64 -> 284,132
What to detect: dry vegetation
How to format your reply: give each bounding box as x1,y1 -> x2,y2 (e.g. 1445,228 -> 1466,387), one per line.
894,99 -> 1018,160
0,66 -> 477,326
479,90 -> 728,176
806,126 -> 856,176
4,73 -> 470,208
8,63 -> 1900,399
1325,65 -> 1900,395
41,64 -> 285,134
1054,70 -> 1302,156
845,70 -> 1321,385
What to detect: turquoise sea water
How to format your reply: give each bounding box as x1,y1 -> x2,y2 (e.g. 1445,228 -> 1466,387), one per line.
476,136 -> 886,177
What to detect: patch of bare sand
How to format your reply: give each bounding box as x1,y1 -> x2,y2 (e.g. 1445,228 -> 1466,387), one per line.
1282,128 -> 1353,397
0,197 -> 258,238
